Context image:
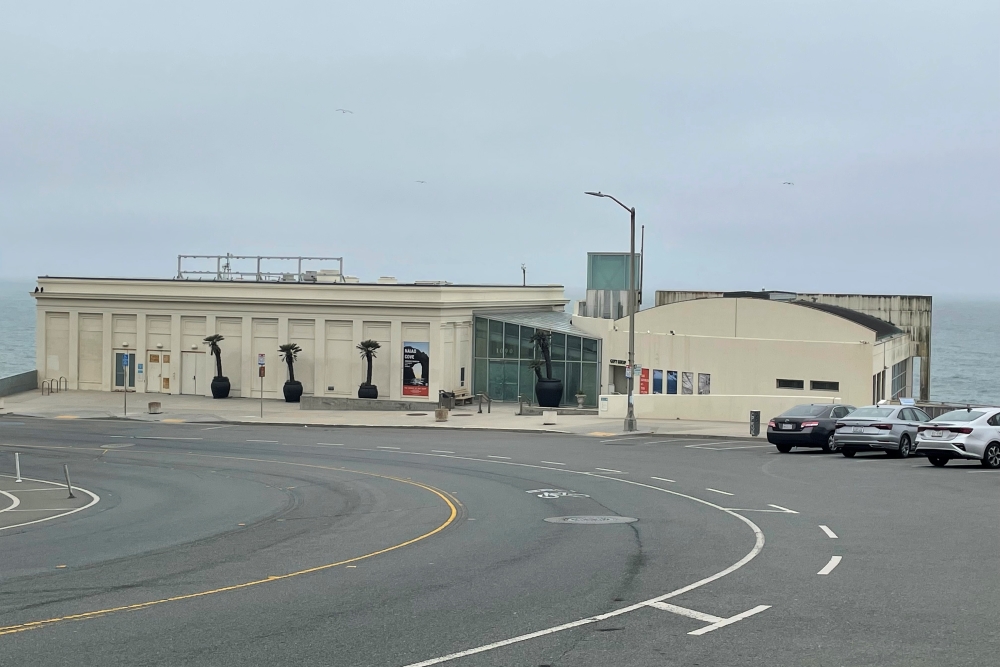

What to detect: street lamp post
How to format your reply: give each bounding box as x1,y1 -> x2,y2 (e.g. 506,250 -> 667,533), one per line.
585,191 -> 638,432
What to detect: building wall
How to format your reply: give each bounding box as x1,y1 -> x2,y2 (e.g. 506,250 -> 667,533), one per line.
32,278 -> 566,402
577,297 -> 912,422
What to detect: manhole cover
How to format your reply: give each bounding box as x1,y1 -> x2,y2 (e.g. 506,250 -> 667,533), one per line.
406,413 -> 428,416
101,443 -> 134,449
544,516 -> 637,525
452,414 -> 473,417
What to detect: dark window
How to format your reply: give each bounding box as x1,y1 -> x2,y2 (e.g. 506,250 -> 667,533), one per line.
913,409 -> 930,422
932,410 -> 985,423
832,406 -> 849,419
777,379 -> 804,390
987,413 -> 1000,427
780,404 -> 829,417
850,407 -> 895,419
810,380 -> 839,391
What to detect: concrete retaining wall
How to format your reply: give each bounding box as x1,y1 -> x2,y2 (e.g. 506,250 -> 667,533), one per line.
301,396 -> 436,412
0,370 -> 37,398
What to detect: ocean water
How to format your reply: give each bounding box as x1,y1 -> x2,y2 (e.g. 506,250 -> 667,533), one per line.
0,281 -> 997,404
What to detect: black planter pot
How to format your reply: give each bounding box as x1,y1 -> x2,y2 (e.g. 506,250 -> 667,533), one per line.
283,380 -> 303,403
535,378 -> 563,408
210,376 -> 231,399
358,384 -> 379,399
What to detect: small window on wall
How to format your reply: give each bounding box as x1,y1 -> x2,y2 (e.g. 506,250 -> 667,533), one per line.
810,380 -> 839,391
652,370 -> 663,394
698,373 -> 711,395
681,372 -> 694,395
777,379 -> 805,390
667,371 -> 677,394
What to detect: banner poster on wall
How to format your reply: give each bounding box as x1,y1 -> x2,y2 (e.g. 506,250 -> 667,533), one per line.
402,341 -> 430,397
639,368 -> 650,394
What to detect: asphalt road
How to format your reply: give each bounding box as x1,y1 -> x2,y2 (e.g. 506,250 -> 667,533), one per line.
0,416 -> 997,666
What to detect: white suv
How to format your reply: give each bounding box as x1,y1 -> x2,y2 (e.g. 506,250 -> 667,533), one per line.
915,407 -> 1000,468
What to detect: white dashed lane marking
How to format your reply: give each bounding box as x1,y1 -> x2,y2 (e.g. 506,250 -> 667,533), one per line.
820,525 -> 838,539
595,468 -> 625,474
487,455 -> 511,460
650,476 -> 675,483
539,461 -> 566,466
705,488 -> 734,496
817,556 -> 842,575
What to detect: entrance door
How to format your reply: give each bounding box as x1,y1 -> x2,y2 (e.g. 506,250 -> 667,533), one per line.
180,351 -> 205,395
113,351 -> 136,391
145,351 -> 172,393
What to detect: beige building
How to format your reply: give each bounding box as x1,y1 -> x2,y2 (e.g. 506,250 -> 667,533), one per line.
574,293 -> 914,422
33,276 -> 567,402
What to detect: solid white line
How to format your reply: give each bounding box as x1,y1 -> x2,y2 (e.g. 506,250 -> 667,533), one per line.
246,440 -> 278,443
767,504 -> 799,514
539,461 -> 566,466
377,446 -> 401,450
705,488 -> 734,496
0,490 -> 21,512
650,476 -> 675,483
431,450 -> 454,454
0,475 -> 100,532
0,488 -> 61,492
819,525 -> 838,539
137,437 -> 203,441
316,443 -> 344,446
688,605 -> 771,636
642,439 -> 690,445
647,601 -> 722,623
7,508 -> 79,512
201,425 -> 232,430
817,555 -> 842,575
595,468 -> 625,473
399,457 -> 766,667
487,455 -> 511,460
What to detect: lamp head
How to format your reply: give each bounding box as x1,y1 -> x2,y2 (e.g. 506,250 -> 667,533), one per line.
584,191 -> 604,197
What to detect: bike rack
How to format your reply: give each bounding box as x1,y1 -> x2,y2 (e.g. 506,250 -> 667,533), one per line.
57,377 -> 68,392
41,379 -> 52,396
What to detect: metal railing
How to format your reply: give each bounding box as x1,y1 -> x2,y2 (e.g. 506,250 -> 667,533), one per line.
477,392 -> 493,414
176,254 -> 345,283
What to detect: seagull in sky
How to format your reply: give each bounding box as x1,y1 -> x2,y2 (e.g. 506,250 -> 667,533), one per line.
782,181 -> 794,185
335,109 -> 353,114
415,180 -> 426,184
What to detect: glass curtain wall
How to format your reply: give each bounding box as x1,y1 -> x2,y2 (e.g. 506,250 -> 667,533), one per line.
473,317 -> 600,406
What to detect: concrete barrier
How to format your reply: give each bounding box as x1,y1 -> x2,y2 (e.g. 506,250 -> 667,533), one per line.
301,395 -> 437,412
0,370 -> 37,398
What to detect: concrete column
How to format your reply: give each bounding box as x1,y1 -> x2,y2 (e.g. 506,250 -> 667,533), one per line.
169,314 -> 182,395
101,312 -> 113,391
352,319 -> 364,393
313,317 -> 325,396
242,317 -> 253,399
135,312 -> 147,394
68,311 -> 79,390
204,314 -> 216,397
389,320 -> 402,400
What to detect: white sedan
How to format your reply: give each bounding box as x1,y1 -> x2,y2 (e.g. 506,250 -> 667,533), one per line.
915,407 -> 1000,468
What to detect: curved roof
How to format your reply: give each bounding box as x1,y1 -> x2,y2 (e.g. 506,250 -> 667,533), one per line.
791,300 -> 903,340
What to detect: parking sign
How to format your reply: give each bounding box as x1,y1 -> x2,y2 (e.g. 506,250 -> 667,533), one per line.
258,354 -> 265,366
122,353 -> 129,368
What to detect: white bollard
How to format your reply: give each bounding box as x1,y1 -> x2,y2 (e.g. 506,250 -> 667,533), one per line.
63,464 -> 76,499
542,410 -> 558,425
14,452 -> 22,483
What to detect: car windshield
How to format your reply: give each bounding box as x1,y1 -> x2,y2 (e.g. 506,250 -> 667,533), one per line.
780,405 -> 828,417
846,407 -> 895,419
932,410 -> 986,422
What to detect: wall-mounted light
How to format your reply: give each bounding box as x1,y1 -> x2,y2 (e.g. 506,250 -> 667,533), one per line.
156,343 -> 163,349
122,342 -> 129,347
190,344 -> 198,350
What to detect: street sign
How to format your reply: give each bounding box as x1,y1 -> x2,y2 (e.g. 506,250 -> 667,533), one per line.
624,366 -> 632,379
258,353 -> 266,366
137,363 -> 144,375
122,353 -> 129,368
259,366 -> 265,378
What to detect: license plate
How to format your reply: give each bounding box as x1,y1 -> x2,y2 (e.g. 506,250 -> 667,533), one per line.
852,426 -> 864,433
931,430 -> 943,438
780,423 -> 794,430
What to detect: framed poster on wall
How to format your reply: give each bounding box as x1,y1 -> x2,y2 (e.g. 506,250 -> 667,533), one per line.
403,342 -> 430,397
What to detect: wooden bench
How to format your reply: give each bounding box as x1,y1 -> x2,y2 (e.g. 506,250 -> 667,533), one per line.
453,388 -> 473,405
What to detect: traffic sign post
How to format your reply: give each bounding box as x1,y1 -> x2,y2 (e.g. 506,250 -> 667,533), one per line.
122,353 -> 130,416
258,355 -> 265,419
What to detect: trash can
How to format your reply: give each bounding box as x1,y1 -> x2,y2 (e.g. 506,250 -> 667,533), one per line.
438,390 -> 455,410
749,410 -> 761,437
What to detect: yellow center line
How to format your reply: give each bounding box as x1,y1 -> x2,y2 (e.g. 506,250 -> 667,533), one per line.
0,453 -> 460,637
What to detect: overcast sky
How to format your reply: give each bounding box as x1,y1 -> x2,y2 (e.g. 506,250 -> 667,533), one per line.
1,1 -> 997,299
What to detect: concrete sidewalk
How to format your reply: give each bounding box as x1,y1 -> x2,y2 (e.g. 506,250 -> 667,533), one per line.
0,390 -> 760,440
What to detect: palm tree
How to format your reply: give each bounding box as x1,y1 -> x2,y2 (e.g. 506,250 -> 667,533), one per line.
529,331 -> 553,379
204,334 -> 225,378
357,339 -> 381,386
278,343 -> 301,383
528,358 -> 545,381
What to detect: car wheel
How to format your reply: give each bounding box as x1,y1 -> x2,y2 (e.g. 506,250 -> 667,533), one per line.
841,449 -> 856,458
776,444 -> 793,453
928,455 -> 949,467
893,434 -> 911,459
981,443 -> 1000,469
822,433 -> 837,453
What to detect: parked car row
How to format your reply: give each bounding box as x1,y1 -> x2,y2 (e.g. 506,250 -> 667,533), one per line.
766,403 -> 1000,468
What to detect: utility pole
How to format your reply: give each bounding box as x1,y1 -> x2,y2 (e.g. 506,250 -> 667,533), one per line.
521,263 -> 526,287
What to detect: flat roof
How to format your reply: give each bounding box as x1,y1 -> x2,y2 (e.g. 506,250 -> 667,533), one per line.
35,276 -> 563,289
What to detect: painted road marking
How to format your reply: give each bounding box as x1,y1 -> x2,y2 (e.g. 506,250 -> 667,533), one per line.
487,455 -> 511,460
767,504 -> 798,513
686,442 -> 770,450
647,601 -> 771,635
705,488 -> 734,496
643,439 -> 691,445
246,440 -> 279,443
595,467 -> 625,474
540,461 -> 566,466
724,504 -> 798,514
600,436 -> 645,443
136,437 -> 203,441
316,443 -> 344,446
0,463 -> 458,637
0,475 -> 100,532
817,556 -> 842,575
201,425 -> 232,430
650,476 -> 675,483
431,450 -> 454,454
377,446 -> 401,450
820,525 -> 838,539
0,490 -> 21,512
7,508 -> 79,512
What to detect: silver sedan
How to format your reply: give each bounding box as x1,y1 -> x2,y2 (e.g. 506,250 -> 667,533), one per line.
833,405 -> 931,458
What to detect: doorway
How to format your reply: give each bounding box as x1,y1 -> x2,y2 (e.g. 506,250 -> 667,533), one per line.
113,351 -> 136,391
145,351 -> 172,393
180,351 -> 206,395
